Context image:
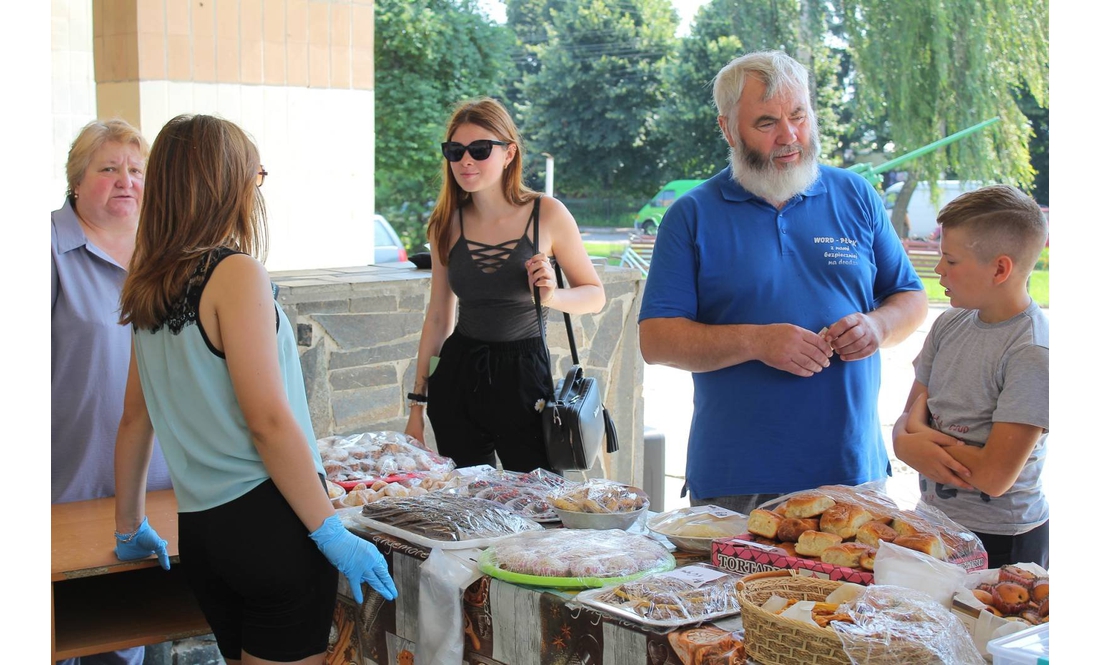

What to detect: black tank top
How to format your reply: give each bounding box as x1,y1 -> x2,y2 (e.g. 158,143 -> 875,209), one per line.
447,200 -> 546,342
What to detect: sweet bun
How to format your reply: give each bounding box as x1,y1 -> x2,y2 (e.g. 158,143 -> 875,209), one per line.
1031,580 -> 1049,602
747,509 -> 783,540
855,521 -> 898,548
795,530 -> 843,558
859,548 -> 876,571
783,493 -> 836,519
820,542 -> 875,569
777,518 -> 819,543
775,541 -> 799,558
991,582 -> 1030,615
971,589 -> 994,605
893,533 -> 947,560
999,565 -> 1040,590
819,503 -> 874,540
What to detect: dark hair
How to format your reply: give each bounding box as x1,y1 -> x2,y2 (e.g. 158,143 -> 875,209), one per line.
120,114 -> 267,328
426,98 -> 538,267
937,184 -> 1047,273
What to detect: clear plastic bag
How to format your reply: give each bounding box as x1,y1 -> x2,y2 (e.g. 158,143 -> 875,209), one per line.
546,478 -> 649,514
480,529 -> 675,587
442,467 -> 577,522
574,563 -> 742,628
872,540 -> 967,608
351,494 -> 542,547
417,548 -> 483,665
318,431 -> 456,486
832,584 -> 985,665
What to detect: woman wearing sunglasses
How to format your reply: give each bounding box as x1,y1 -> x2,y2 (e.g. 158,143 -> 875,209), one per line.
405,97 -> 606,473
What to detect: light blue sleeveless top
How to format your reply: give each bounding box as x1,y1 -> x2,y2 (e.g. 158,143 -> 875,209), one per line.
132,248 -> 323,512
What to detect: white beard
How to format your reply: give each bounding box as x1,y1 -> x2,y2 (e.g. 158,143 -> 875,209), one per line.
729,130 -> 821,207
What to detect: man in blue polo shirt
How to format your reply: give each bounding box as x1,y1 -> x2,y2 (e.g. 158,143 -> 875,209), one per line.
639,50 -> 927,515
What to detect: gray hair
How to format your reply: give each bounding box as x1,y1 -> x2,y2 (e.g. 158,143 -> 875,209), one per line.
712,50 -> 811,128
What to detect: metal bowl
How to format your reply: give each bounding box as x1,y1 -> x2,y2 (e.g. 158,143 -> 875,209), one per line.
552,502 -> 649,530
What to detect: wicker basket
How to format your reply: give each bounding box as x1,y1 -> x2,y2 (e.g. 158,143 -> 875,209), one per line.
735,570 -> 940,665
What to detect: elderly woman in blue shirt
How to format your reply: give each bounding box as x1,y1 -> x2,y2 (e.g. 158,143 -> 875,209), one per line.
52,118 -> 172,664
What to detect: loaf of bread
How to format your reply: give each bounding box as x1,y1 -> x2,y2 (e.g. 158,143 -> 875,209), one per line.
820,542 -> 875,568
795,530 -> 843,557
777,517 -> 819,543
855,521 -> 898,548
782,493 -> 836,519
894,533 -> 947,560
747,509 -> 783,540
819,503 -> 874,540
859,548 -> 876,571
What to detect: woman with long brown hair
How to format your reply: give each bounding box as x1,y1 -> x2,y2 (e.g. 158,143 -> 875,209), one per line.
112,114 -> 396,664
404,98 -> 605,472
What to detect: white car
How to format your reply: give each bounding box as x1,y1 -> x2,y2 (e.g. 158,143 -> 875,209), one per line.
373,214 -> 408,264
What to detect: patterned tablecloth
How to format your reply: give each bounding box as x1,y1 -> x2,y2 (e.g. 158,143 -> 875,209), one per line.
324,528 -> 745,665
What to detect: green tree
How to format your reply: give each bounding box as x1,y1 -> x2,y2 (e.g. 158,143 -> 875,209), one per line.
840,0 -> 1049,236
374,0 -> 513,249
516,0 -> 678,197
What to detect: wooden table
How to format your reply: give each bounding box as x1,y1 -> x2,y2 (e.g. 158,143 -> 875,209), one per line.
51,490 -> 210,661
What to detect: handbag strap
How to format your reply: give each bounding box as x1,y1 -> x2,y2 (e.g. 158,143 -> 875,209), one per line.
531,196 -> 581,366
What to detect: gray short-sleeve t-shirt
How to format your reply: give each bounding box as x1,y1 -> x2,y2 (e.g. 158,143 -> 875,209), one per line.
913,302 -> 1049,535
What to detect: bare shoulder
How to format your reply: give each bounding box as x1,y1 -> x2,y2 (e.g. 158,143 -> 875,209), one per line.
536,195 -> 576,225
206,252 -> 271,297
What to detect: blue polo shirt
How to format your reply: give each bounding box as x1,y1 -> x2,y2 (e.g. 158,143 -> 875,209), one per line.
639,166 -> 922,498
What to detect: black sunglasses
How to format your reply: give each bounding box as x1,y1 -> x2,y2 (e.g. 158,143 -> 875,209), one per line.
441,140 -> 508,162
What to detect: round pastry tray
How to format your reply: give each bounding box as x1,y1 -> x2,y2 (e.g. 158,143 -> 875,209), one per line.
478,548 -> 675,589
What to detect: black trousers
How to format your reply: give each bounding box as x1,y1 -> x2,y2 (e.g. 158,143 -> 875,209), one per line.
973,519 -> 1049,570
428,332 -> 556,473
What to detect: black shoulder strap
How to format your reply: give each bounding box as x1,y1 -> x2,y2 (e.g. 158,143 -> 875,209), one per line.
532,197 -> 580,365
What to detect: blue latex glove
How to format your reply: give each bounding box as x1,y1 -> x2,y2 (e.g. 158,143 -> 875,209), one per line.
114,516 -> 170,570
309,514 -> 398,603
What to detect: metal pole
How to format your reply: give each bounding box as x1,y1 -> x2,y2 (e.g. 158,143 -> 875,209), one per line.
542,153 -> 554,197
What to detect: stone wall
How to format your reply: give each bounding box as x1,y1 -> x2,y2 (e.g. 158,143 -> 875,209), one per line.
272,261 -> 646,486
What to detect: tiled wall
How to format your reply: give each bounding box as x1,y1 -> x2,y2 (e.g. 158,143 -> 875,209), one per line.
52,0 -> 98,202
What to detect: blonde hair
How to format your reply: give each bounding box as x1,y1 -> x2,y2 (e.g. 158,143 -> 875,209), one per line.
938,184 -> 1047,273
712,50 -> 814,130
120,114 -> 267,329
427,98 -> 538,266
65,118 -> 150,198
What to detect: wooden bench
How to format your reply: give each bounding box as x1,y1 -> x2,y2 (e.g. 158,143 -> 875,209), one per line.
902,239 -> 940,279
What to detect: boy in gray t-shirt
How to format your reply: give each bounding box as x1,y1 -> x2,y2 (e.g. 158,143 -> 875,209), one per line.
893,185 -> 1049,569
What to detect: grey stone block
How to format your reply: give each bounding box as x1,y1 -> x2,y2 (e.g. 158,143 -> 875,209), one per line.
349,294 -> 399,313
313,312 -> 425,349
398,293 -> 426,312
331,385 -> 402,431
293,299 -> 351,314
329,340 -> 421,369
587,300 -> 624,368
299,341 -> 333,436
329,364 -> 398,391
140,640 -> 172,664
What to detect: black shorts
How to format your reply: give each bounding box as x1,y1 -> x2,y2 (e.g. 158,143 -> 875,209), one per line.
177,476 -> 337,662
973,520 -> 1050,570
428,332 -> 556,473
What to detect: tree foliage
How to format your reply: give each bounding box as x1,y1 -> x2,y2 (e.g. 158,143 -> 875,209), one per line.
373,0 -> 513,247
514,0 -> 678,196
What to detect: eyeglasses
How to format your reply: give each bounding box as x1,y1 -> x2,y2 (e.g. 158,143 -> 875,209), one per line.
441,140 -> 508,162
256,166 -> 268,188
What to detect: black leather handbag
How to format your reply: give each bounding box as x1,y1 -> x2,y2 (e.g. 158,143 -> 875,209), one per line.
532,197 -> 619,471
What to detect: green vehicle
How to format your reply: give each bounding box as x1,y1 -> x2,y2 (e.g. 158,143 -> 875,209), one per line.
633,179 -> 706,235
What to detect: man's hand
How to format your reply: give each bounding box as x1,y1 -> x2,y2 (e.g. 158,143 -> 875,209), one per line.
895,393 -> 974,489
823,313 -> 885,361
755,324 -> 834,377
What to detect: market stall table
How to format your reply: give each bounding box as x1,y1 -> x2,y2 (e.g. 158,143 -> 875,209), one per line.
336,517 -> 745,665
51,490 -> 209,660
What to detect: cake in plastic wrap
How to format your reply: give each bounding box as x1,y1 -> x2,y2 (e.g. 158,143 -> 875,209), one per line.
445,467 -> 575,522
353,494 -> 541,547
575,564 -> 742,627
318,431 -> 455,488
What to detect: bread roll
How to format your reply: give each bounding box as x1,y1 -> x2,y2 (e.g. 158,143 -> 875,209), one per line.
747,509 -> 783,540
820,542 -> 875,569
775,541 -> 799,558
855,521 -> 898,548
819,503 -> 874,539
893,533 -> 947,560
891,511 -> 930,537
777,518 -> 819,543
859,548 -> 876,571
795,530 -> 843,557
783,493 -> 836,519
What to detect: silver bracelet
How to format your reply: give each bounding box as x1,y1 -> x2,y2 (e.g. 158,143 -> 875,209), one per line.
114,528 -> 140,544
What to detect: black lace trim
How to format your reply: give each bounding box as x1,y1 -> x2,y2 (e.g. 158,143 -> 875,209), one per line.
151,247 -> 242,335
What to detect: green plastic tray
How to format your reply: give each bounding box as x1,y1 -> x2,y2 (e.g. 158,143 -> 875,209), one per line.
478,548 -> 676,589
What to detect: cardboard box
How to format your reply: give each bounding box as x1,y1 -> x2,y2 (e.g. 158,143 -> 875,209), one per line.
711,535 -> 988,585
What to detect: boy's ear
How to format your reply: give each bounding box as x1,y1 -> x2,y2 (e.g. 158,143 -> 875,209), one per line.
991,254 -> 1015,286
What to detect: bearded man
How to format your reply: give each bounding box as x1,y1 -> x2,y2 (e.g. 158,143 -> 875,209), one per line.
638,50 -> 928,514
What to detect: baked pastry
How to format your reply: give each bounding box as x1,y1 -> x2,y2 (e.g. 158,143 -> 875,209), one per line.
777,518 -> 819,543
855,521 -> 898,548
893,533 -> 947,560
818,503 -> 874,539
668,626 -> 746,665
794,530 -> 843,557
991,582 -> 1030,615
782,493 -> 836,519
971,589 -> 994,605
747,509 -> 783,540
999,565 -> 1040,590
1031,580 -> 1049,602
774,541 -> 799,557
820,542 -> 875,568
858,548 -> 876,571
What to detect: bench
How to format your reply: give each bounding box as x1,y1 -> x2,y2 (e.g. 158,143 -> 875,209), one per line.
902,239 -> 940,279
